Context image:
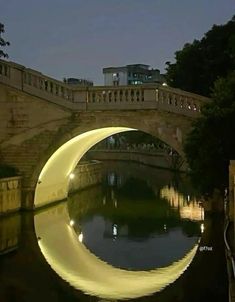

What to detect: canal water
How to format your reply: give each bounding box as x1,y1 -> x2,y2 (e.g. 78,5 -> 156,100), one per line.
0,162 -> 228,301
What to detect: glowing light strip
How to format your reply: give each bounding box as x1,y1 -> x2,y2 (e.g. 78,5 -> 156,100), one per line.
34,127 -> 136,207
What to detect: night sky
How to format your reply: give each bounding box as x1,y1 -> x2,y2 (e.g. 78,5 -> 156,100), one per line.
1,0 -> 235,84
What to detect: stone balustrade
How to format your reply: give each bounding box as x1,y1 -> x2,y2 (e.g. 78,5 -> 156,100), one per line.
23,69 -> 73,101
0,176 -> 21,214
0,59 -> 210,117
86,85 -> 209,117
0,59 -> 76,109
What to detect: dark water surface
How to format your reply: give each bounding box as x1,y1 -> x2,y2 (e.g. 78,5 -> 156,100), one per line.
0,162 -> 228,301
68,163 -> 203,270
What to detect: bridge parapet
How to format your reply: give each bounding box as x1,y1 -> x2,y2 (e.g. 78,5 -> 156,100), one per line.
84,85 -> 209,117
22,68 -> 73,101
0,59 -> 76,109
0,59 -> 210,116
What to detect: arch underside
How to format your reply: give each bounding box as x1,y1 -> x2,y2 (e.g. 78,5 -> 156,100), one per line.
34,124 -> 186,208
34,127 -> 136,207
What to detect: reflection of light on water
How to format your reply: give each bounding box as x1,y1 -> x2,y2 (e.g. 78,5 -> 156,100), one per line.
180,204 -> 204,221
108,173 -> 115,186
112,224 -> 118,236
35,203 -> 199,300
200,223 -> 205,233
160,186 -> 204,221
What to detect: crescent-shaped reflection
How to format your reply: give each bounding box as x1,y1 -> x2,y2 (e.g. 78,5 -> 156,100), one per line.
34,202 -> 199,300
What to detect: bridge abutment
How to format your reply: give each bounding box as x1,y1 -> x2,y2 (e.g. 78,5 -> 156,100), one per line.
21,187 -> 35,210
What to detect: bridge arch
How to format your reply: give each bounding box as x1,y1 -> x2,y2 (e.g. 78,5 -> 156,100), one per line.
34,119 -> 186,208
34,127 -> 136,207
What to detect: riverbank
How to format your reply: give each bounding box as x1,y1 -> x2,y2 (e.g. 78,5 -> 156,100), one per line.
68,160 -> 102,193
86,149 -> 187,171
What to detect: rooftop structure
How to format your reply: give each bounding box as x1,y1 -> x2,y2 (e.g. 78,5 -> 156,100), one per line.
103,64 -> 165,86
64,77 -> 93,86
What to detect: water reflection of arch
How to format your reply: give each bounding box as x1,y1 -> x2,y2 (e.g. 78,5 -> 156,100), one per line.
34,202 -> 199,300
67,183 -> 201,239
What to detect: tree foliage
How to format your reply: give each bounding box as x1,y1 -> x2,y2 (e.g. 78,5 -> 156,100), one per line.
184,71 -> 235,193
165,16 -> 235,96
0,22 -> 10,58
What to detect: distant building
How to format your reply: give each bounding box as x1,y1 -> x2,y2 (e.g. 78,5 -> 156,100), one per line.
103,64 -> 165,86
64,77 -> 93,86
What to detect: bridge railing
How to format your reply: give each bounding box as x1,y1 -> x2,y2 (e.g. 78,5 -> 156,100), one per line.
23,69 -> 73,101
0,59 -> 210,116
84,85 -> 209,117
0,59 -> 76,109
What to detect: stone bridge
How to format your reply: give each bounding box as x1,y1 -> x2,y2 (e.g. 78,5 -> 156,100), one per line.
0,59 -> 210,209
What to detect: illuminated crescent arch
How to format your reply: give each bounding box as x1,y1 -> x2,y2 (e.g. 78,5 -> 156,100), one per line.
34,127 -> 137,208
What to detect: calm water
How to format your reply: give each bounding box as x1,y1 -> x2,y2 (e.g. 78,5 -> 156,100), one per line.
67,163 -> 203,270
0,162 -> 228,302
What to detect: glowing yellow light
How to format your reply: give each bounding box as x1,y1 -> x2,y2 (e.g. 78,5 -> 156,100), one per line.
69,173 -> 75,179
34,127 -> 136,208
160,186 -> 204,221
78,233 -> 83,242
162,82 -> 168,86
200,223 -> 204,233
69,220 -> 75,226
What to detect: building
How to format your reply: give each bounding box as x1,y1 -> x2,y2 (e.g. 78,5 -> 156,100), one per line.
103,64 -> 165,86
64,77 -> 93,86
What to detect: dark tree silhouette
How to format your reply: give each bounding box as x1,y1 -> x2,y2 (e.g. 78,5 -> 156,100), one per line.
184,71 -> 235,194
165,16 -> 235,97
0,22 -> 10,58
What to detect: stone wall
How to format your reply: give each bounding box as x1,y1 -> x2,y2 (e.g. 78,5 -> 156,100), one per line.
0,176 -> 21,215
87,150 -> 186,171
68,161 -> 102,193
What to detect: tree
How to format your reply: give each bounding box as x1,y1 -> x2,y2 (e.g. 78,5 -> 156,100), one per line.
165,16 -> 235,97
0,22 -> 10,58
184,71 -> 235,194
